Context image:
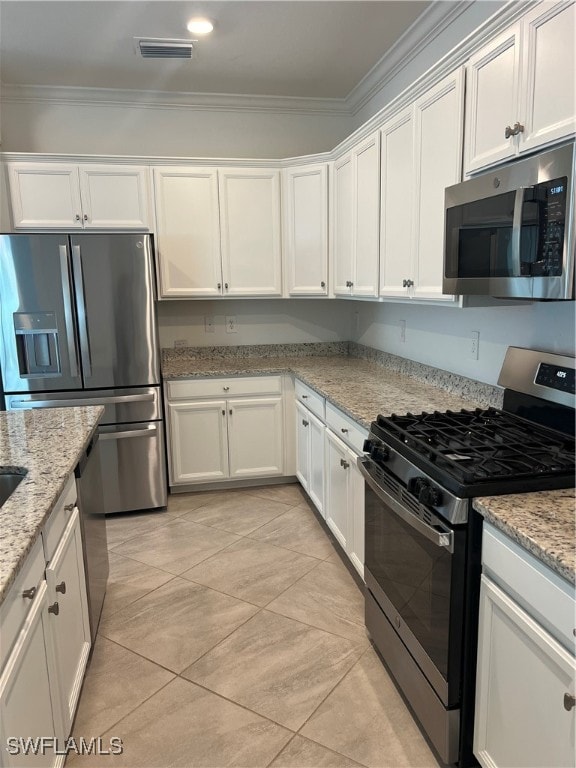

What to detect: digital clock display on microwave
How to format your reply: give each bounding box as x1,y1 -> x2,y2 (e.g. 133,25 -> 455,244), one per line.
535,363 -> 575,394
550,185 -> 564,195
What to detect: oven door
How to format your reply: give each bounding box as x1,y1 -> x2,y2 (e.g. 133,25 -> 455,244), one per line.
360,457 -> 466,708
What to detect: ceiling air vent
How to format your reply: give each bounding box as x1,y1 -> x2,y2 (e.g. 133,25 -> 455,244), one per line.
136,38 -> 195,59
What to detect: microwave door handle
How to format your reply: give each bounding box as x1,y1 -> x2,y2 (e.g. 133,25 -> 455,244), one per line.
358,458 -> 454,553
59,245 -> 79,378
511,188 -> 525,277
71,244 -> 92,378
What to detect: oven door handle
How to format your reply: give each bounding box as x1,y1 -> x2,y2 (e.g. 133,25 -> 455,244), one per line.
358,458 -> 454,553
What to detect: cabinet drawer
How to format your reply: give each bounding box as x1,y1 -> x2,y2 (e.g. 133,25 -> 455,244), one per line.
295,380 -> 325,420
167,376 -> 282,401
482,524 -> 576,652
42,474 -> 77,564
0,536 -> 45,671
325,402 -> 368,455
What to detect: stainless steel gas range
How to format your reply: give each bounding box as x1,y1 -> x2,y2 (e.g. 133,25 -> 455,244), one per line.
359,347 -> 575,767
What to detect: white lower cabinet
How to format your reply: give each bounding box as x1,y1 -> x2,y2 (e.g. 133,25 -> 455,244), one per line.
0,475 -> 90,768
295,401 -> 325,516
474,525 -> 576,768
325,430 -> 365,578
166,377 -> 286,486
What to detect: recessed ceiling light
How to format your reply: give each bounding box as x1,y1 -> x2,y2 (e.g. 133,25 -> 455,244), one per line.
187,18 -> 214,35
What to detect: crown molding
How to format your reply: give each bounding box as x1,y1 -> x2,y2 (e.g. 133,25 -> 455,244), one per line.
0,83 -> 349,117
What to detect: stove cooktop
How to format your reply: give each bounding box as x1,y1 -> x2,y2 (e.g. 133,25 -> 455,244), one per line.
370,407 -> 575,498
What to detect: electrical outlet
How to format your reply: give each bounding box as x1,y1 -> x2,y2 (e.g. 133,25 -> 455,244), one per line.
470,331 -> 480,360
204,315 -> 215,334
399,319 -> 406,343
174,339 -> 188,348
225,315 -> 237,334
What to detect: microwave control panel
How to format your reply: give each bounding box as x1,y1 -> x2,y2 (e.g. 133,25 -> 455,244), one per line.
528,176 -> 567,276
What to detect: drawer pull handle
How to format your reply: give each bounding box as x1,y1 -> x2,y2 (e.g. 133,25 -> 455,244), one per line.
301,395 -> 308,399
222,409 -> 225,416
229,409 -> 232,415
64,503 -> 75,512
564,693 -> 576,712
48,602 -> 59,616
22,587 -> 37,600
302,420 -> 309,427
341,428 -> 349,434
223,386 -> 229,392
55,581 -> 66,595
340,459 -> 350,469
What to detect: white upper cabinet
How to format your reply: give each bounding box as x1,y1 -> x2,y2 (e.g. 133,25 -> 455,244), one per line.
8,162 -> 151,230
332,132 -> 380,297
282,163 -> 328,296
218,168 -> 282,297
465,1 -> 575,174
153,167 -> 222,298
380,68 -> 464,302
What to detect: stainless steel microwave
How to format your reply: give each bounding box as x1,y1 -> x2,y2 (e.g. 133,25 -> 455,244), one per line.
443,143 -> 575,299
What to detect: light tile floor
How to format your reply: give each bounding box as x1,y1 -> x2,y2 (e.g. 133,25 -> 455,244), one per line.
69,484 -> 442,768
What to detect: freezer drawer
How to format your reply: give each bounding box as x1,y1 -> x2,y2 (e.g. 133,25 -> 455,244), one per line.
6,386 -> 162,424
98,420 -> 167,514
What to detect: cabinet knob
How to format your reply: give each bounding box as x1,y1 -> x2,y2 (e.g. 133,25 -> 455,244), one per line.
75,214 -> 81,221
405,279 -> 414,288
320,281 -> 326,288
229,408 -> 232,415
301,394 -> 308,399
302,419 -> 309,427
217,283 -> 222,290
55,581 -> 66,595
22,587 -> 37,600
341,428 -> 348,434
222,409 -> 225,416
505,122 -> 525,139
48,602 -> 59,616
64,503 -> 75,512
223,386 -> 229,392
340,458 -> 350,469
83,214 -> 89,222
564,693 -> 576,712
224,283 -> 229,290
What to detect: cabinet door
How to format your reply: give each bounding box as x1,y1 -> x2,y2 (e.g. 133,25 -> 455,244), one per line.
8,163 -> 83,229
0,582 -> 63,768
168,400 -> 228,483
475,576 -> 576,768
379,108 -> 414,298
153,167 -> 222,298
332,154 -> 354,296
283,164 -> 328,296
464,25 -> 521,173
45,509 -> 90,735
413,68 -> 464,301
352,133 -> 380,297
228,397 -> 284,479
520,1 -> 576,154
325,430 -> 350,549
347,455 -> 365,578
308,410 -> 326,517
295,401 -> 311,491
79,165 -> 151,229
218,168 -> 282,296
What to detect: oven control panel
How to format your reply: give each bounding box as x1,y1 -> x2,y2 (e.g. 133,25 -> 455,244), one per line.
535,362 -> 575,395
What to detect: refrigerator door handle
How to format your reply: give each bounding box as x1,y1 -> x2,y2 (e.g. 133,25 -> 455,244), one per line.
71,244 -> 92,378
99,425 -> 158,440
9,393 -> 155,408
59,244 -> 80,379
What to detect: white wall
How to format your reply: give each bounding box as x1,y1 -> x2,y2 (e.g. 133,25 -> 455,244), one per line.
353,300 -> 576,385
0,100 -> 350,158
157,298 -> 353,349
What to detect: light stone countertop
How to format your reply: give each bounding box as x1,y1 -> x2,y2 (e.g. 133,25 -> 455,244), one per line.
473,490 -> 576,585
0,406 -> 103,605
163,347 -> 575,584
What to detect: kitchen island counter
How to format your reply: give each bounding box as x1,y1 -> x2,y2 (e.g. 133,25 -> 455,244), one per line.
0,406 -> 103,604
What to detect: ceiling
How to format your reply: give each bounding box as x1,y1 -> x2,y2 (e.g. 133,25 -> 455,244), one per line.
0,1 -> 433,99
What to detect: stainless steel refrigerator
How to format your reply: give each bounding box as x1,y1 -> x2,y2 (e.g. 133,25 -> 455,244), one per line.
0,233 -> 167,515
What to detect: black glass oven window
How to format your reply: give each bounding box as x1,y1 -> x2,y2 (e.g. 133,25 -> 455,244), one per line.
365,485 -> 458,681
445,191 -> 518,278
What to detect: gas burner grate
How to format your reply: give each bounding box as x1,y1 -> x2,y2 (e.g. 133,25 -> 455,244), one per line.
373,407 -> 575,489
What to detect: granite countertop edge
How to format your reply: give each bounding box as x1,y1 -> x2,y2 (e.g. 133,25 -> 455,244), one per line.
0,406 -> 104,605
